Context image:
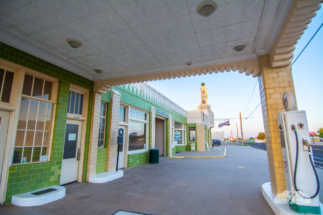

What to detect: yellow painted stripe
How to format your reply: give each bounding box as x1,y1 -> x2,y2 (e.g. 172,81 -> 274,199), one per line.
170,156 -> 184,158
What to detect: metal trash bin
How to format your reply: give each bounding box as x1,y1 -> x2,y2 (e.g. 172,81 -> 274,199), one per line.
149,149 -> 159,164
191,143 -> 195,151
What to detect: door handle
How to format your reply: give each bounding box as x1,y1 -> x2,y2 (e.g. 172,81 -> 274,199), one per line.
76,148 -> 80,161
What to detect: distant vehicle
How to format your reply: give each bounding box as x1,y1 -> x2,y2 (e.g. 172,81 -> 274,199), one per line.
320,138 -> 323,142
212,139 -> 221,146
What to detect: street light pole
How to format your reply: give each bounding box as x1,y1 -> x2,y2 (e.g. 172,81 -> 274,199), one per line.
240,112 -> 244,146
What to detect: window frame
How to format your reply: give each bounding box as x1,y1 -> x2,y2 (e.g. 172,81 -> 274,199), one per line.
174,121 -> 186,145
127,106 -> 149,154
13,71 -> 58,165
98,101 -> 107,148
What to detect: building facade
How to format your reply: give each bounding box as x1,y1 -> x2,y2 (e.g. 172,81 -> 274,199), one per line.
0,43 -> 216,204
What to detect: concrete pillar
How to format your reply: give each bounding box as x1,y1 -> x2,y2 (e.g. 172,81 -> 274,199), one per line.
258,55 -> 297,195
106,90 -> 121,171
196,123 -> 205,151
150,107 -> 156,149
168,114 -> 172,157
86,92 -> 101,181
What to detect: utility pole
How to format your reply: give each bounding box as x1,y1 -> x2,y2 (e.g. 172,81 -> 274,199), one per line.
239,112 -> 244,146
236,122 -> 239,142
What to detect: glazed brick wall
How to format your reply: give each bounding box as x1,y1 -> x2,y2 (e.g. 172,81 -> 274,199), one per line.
0,42 -> 93,203
175,145 -> 187,152
127,152 -> 149,168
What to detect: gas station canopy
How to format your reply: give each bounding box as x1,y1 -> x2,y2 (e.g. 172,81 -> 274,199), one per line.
0,0 -> 321,88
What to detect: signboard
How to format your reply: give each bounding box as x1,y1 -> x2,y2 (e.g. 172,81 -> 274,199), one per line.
155,108 -> 169,117
309,132 -> 315,136
117,128 -> 124,144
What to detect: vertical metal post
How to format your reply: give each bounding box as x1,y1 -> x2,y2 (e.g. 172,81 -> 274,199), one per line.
240,112 -> 244,146
116,144 -> 120,172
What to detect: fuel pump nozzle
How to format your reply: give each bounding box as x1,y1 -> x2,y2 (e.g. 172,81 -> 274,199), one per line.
302,139 -> 312,152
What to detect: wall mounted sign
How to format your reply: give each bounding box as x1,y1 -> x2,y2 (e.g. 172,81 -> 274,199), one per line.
155,108 -> 169,117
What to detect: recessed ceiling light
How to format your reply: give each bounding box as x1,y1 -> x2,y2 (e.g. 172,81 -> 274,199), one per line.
233,43 -> 246,52
94,68 -> 103,74
66,38 -> 82,48
197,1 -> 217,17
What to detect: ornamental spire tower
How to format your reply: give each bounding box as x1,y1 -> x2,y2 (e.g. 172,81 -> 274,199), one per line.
197,83 -> 211,110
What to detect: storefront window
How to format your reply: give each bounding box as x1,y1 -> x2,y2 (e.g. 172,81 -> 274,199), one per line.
174,130 -> 183,144
174,122 -> 186,145
128,121 -> 146,151
188,127 -> 196,141
13,74 -> 54,164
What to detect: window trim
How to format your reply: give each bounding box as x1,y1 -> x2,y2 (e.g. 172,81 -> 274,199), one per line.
98,101 -> 107,148
13,72 -> 58,165
127,106 -> 149,153
174,121 -> 186,145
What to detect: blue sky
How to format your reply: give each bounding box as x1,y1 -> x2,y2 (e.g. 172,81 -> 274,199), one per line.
147,8 -> 323,138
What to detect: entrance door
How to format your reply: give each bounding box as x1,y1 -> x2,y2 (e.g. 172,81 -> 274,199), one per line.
0,111 -> 9,188
60,120 -> 82,185
155,118 -> 164,156
118,126 -> 126,169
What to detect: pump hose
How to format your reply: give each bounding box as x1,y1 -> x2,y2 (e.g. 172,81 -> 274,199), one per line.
293,130 -> 320,199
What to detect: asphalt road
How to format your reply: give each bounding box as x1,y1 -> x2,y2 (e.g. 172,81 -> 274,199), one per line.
247,142 -> 323,169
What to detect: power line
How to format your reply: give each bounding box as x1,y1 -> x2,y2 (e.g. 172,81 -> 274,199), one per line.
292,23 -> 323,66
243,103 -> 261,121
242,80 -> 258,114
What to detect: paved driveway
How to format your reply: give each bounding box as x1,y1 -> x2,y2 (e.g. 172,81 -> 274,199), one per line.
1,146 -> 280,215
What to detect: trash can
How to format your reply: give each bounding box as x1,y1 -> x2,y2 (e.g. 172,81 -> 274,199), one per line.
149,149 -> 159,164
191,143 -> 195,151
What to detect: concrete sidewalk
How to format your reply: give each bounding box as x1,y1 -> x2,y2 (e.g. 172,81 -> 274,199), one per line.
2,146 -> 321,215
173,147 -> 226,157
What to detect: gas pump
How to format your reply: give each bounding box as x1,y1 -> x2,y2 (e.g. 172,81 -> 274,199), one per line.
278,92 -> 321,214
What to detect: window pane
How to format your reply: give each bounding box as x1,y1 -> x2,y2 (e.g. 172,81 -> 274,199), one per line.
15,130 -> 25,146
174,130 -> 183,144
36,115 -> 45,130
129,121 -> 146,151
43,81 -> 52,100
79,94 -> 83,115
18,113 -> 28,129
38,101 -> 47,116
27,114 -> 37,130
35,131 -> 43,146
29,99 -> 38,115
47,103 -> 53,117
119,106 -> 124,122
12,148 -> 22,164
0,69 -> 4,97
32,77 -> 44,98
98,140 -> 104,148
1,71 -> 14,103
22,74 -> 33,96
45,117 -> 52,131
25,131 -> 35,146
32,147 -> 41,162
20,98 -> 30,113
43,132 -> 51,146
100,102 -> 106,117
22,147 -> 32,163
70,91 -> 75,113
74,93 -> 79,114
